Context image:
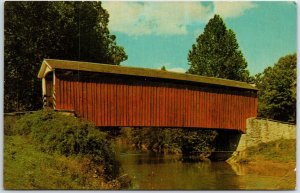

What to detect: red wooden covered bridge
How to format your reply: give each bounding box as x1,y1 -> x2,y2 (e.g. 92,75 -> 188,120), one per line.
38,59 -> 258,133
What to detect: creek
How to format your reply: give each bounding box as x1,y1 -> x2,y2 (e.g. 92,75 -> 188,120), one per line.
114,142 -> 296,190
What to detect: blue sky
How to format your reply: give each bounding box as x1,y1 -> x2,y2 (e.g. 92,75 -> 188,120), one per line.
102,1 -> 296,76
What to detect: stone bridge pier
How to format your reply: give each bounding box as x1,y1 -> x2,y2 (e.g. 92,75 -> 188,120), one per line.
213,118 -> 296,161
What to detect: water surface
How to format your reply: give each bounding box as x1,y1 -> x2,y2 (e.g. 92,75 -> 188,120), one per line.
116,149 -> 295,190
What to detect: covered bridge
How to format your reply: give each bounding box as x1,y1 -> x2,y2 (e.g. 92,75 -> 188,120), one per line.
38,59 -> 258,133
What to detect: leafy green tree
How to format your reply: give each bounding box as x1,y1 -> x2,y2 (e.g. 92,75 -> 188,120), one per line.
160,66 -> 166,71
128,127 -> 217,158
255,54 -> 296,122
179,129 -> 217,157
4,1 -> 127,112
187,14 -> 250,82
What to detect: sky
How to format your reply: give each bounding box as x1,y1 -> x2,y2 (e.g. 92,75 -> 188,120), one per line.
102,1 -> 297,76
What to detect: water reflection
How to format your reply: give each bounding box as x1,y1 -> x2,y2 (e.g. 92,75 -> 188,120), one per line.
118,151 -> 241,190
115,142 -> 295,190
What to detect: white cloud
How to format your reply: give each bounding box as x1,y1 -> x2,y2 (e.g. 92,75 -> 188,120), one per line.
102,1 -> 257,36
213,2 -> 257,18
168,67 -> 186,73
102,2 -> 211,36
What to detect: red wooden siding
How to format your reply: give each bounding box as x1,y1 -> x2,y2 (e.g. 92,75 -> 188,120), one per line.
54,73 -> 257,133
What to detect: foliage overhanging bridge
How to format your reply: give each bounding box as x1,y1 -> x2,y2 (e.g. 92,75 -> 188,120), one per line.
38,59 -> 258,133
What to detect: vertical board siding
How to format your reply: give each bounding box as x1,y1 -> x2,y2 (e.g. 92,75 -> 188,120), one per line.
144,85 -> 149,126
128,84 -> 133,126
55,77 -> 60,109
96,81 -> 100,125
55,74 -> 257,133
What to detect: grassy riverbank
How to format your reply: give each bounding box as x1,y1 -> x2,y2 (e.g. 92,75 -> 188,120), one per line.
4,135 -> 119,189
238,139 -> 296,163
229,139 -> 296,190
4,110 -> 131,190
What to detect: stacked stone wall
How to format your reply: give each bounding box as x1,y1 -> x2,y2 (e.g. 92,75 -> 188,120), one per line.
236,118 -> 296,152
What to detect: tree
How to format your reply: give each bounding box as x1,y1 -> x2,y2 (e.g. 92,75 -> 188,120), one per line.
187,14 -> 250,82
179,129 -> 217,158
160,66 -> 166,71
127,127 -> 217,158
255,54 -> 296,122
4,1 -> 127,112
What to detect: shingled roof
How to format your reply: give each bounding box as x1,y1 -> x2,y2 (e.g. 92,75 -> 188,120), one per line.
38,59 -> 258,91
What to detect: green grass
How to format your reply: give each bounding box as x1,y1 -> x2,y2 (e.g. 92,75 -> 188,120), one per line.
239,139 -> 296,163
4,115 -> 22,136
4,135 -> 114,189
4,110 -> 131,190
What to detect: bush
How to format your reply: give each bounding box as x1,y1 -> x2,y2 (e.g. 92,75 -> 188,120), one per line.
127,127 -> 218,158
179,129 -> 218,157
129,127 -> 182,154
12,109 -> 120,180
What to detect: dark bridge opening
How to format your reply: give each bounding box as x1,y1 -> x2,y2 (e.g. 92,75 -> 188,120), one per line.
98,125 -> 243,161
210,130 -> 243,161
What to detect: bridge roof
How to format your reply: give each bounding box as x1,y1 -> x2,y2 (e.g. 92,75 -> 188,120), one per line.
38,59 -> 258,91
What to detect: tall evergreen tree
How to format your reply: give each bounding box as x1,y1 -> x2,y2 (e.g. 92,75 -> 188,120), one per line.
187,15 -> 249,82
4,1 -> 127,112
255,54 -> 296,122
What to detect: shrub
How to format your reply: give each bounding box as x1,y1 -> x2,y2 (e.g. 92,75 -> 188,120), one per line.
13,109 -> 120,180
127,127 -> 218,157
179,129 -> 218,157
